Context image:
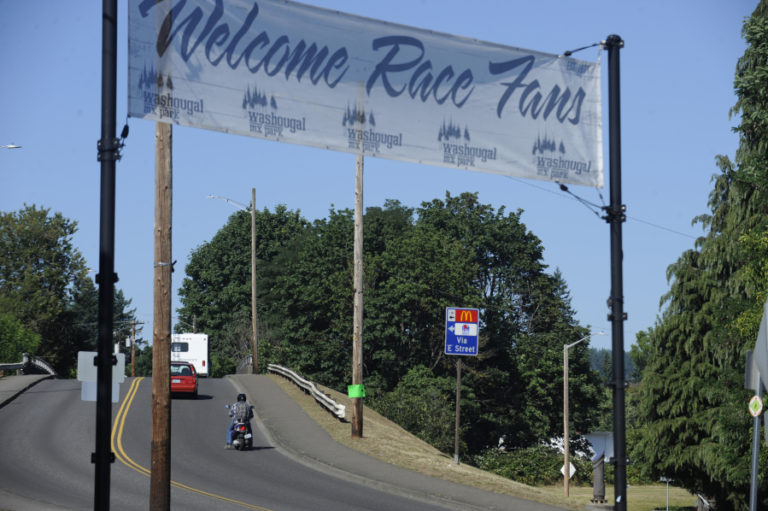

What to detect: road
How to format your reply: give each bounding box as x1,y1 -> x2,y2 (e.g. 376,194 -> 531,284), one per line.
0,377 -> 453,511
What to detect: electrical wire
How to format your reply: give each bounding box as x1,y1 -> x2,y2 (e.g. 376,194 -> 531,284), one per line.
503,176 -> 698,240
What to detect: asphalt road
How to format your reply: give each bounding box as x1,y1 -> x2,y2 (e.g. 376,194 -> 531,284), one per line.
0,377 -> 453,511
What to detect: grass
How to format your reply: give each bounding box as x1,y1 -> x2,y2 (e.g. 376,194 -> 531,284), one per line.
267,374 -> 697,511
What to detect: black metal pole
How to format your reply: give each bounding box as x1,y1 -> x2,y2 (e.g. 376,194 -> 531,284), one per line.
95,0 -> 118,509
604,34 -> 626,511
749,379 -> 763,511
454,358 -> 461,464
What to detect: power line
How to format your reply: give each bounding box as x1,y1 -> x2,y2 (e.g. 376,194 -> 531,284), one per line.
504,176 -> 698,240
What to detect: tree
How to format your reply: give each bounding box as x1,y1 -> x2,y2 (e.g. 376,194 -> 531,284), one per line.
632,4 -> 768,508
262,207 -> 356,386
0,312 -> 41,363
133,344 -> 153,377
364,214 -> 479,389
0,205 -> 91,374
628,329 -> 652,382
0,205 -> 87,332
182,192 -> 599,454
0,205 -> 139,376
177,205 -> 308,372
413,193 -> 602,450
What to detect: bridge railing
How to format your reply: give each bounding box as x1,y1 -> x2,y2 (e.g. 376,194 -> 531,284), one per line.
0,354 -> 57,376
267,364 -> 345,421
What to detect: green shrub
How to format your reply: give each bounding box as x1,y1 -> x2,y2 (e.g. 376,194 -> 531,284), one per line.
471,445 -> 593,486
210,353 -> 235,378
369,365 -> 460,454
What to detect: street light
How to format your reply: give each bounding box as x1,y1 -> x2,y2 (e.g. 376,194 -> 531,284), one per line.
0,144 -> 21,149
660,477 -> 673,511
208,189 -> 259,374
564,331 -> 606,497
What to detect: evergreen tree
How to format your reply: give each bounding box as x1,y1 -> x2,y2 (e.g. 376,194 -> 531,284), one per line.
633,4 -> 768,508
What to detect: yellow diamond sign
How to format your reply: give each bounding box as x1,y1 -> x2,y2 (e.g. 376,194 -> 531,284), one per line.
749,395 -> 763,418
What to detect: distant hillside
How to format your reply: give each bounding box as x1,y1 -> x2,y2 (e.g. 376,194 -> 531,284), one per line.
589,348 -> 636,382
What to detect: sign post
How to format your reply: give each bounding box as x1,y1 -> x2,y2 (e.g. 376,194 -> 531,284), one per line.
445,307 -> 479,464
746,344 -> 767,511
445,307 -> 479,356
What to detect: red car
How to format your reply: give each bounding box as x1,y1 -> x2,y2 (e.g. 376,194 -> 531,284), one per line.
170,361 -> 198,398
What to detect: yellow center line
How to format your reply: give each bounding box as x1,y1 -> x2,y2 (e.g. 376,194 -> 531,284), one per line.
111,377 -> 274,511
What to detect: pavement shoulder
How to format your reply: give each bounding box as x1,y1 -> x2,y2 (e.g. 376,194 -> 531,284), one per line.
0,375 -> 52,408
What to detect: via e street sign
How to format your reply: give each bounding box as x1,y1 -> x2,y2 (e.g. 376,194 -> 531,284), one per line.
445,307 -> 479,356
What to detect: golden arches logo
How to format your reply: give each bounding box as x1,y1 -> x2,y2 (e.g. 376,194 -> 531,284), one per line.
457,309 -> 477,323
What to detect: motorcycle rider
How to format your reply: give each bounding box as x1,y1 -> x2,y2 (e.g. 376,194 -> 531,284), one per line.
226,393 -> 254,449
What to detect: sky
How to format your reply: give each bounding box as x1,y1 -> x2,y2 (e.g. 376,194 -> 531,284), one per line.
0,0 -> 757,353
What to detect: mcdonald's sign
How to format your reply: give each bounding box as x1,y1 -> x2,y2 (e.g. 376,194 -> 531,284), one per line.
445,307 -> 479,356
456,309 -> 478,323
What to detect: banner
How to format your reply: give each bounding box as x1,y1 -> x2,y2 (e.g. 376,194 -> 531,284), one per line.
128,0 -> 603,187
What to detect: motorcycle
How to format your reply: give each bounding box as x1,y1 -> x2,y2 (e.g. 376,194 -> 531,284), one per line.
226,404 -> 253,451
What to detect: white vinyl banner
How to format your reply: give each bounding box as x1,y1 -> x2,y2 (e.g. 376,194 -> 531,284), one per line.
128,0 -> 603,187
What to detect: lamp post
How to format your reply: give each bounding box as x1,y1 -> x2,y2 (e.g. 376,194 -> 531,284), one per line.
564,331 -> 606,496
0,144 -> 21,149
207,190 -> 259,374
659,477 -> 673,511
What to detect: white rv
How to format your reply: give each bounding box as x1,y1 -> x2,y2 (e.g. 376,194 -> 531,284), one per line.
171,333 -> 209,377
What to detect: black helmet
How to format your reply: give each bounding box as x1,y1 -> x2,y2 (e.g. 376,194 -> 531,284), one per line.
237,393 -> 246,402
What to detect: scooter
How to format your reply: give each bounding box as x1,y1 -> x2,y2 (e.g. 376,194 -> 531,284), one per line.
226,405 -> 253,450
231,421 -> 253,450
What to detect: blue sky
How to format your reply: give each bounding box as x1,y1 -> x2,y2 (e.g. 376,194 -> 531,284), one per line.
0,1 -> 757,352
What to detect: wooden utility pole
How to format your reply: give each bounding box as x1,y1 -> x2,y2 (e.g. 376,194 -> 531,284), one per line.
150,121 -> 172,510
131,323 -> 136,377
251,187 -> 259,374
351,152 -> 364,438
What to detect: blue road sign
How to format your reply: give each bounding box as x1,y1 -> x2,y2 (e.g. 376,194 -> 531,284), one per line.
445,307 -> 479,356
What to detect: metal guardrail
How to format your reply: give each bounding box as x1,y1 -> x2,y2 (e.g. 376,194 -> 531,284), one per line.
0,354 -> 57,376
267,364 -> 345,420
0,362 -> 23,372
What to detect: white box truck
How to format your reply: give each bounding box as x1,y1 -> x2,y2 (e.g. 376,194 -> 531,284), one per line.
171,333 -> 209,377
